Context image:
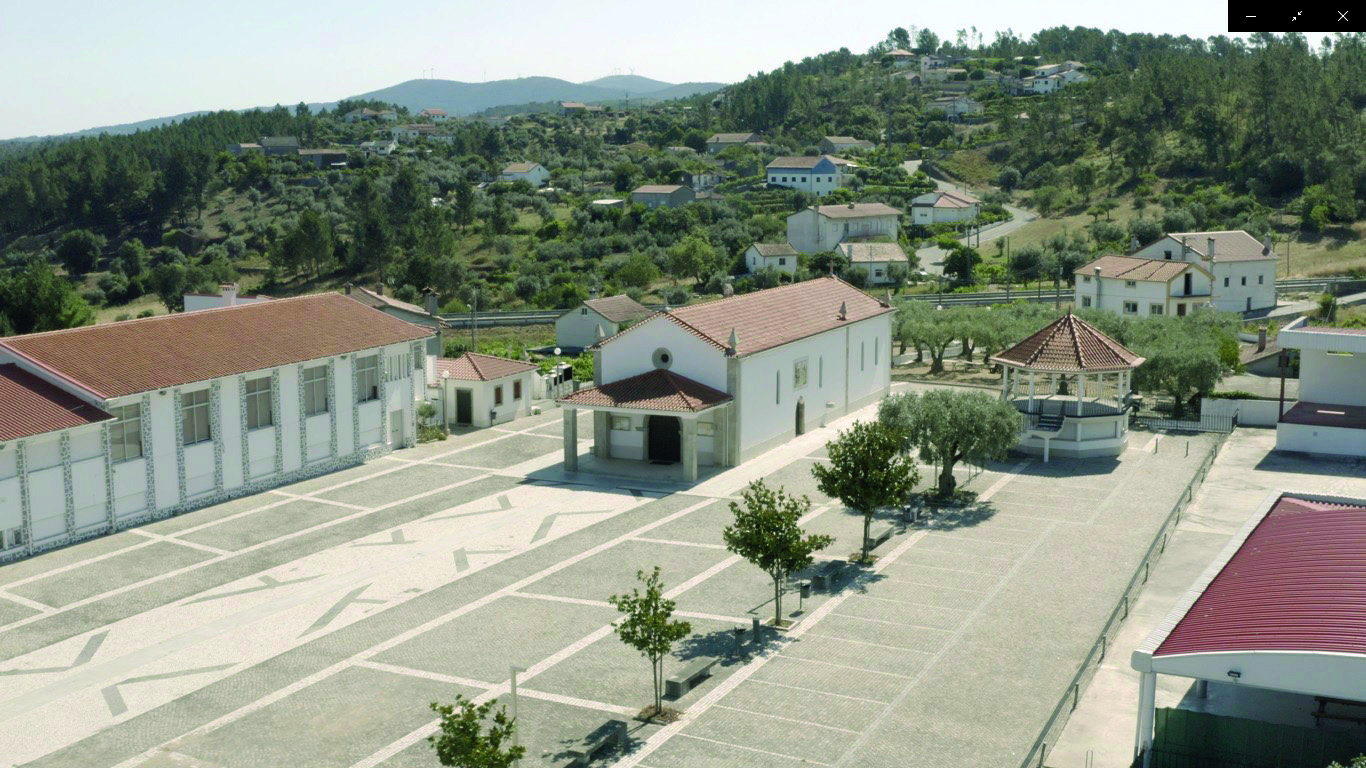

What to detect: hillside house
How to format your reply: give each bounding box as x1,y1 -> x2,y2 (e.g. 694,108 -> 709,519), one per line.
418,108 -> 449,122
259,136 -> 300,157
886,49 -> 916,68
226,143 -> 263,156
359,139 -> 398,157
556,295 -> 652,351
557,277 -> 894,481
1275,319 -> 1366,457
392,124 -> 438,141
630,184 -> 695,209
765,155 -> 849,196
705,132 -> 762,154
560,102 -> 603,115
1129,231 -> 1277,313
299,148 -> 349,169
0,294 -> 433,561
1074,256 -> 1213,318
499,162 -> 551,187
344,284 -> 447,356
819,136 -> 874,153
426,353 -> 538,429
745,243 -> 799,276
787,203 -> 903,254
910,190 -> 980,225
344,108 -> 382,123
927,96 -> 983,121
837,242 -> 910,285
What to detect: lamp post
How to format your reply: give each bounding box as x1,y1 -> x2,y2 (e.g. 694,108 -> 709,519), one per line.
1054,264 -> 1062,310
510,664 -> 527,766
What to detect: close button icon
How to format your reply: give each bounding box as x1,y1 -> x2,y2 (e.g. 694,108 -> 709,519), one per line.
1340,11 -> 1350,20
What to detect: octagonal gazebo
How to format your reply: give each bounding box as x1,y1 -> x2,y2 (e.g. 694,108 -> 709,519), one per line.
989,313 -> 1145,461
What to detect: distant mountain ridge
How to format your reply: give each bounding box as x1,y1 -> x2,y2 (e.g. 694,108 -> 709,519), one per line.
345,75 -> 726,116
1,73 -> 726,143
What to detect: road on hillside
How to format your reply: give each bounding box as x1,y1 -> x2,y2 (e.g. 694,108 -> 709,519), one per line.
903,159 -> 1038,276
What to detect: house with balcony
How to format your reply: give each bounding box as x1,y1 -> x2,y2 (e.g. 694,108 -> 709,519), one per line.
1275,318 -> 1366,458
0,293 -> 433,561
1129,231 -> 1277,313
1074,256 -> 1213,318
787,203 -> 902,254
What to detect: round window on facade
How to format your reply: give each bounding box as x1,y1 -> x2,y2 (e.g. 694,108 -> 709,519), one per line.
652,348 -> 673,370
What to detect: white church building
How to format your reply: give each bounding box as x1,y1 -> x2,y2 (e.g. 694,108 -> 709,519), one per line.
0,293 -> 434,561
558,277 -> 894,481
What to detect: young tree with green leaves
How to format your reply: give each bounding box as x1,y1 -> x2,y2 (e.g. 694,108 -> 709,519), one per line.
427,695 -> 525,768
877,390 -> 1020,497
811,421 -> 919,563
723,480 -> 833,627
0,258 -> 95,334
667,235 -> 717,286
56,229 -> 105,275
608,567 -> 692,717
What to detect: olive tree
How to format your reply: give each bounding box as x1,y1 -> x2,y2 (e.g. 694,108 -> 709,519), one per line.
878,390 -> 1020,497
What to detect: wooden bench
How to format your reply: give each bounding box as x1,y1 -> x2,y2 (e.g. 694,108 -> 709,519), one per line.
665,656 -> 719,698
864,523 -> 894,551
566,719 -> 627,767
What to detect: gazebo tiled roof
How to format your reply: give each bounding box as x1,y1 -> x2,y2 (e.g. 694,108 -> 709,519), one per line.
990,313 -> 1144,373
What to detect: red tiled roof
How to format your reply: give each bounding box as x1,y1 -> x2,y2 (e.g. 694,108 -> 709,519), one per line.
1077,255 -> 1200,282
766,155 -> 841,169
434,353 -> 537,382
811,203 -> 902,219
838,242 -> 909,264
582,295 -> 651,324
1155,230 -> 1275,262
348,285 -> 433,318
750,243 -> 799,258
600,276 -> 893,357
632,184 -> 688,195
0,293 -> 433,399
990,312 -> 1144,372
1154,495 -> 1366,657
0,364 -> 113,440
502,162 -> 541,173
558,369 -> 731,413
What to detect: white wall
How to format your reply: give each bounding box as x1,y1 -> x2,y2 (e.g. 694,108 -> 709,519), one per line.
556,308 -> 618,350
3,339 -> 425,561
745,247 -> 797,276
1211,261 -> 1277,312
1298,349 -> 1366,406
432,370 -> 535,428
767,167 -> 841,196
1201,397 -> 1289,427
598,317 -> 727,392
1277,421 -> 1366,457
788,210 -> 899,254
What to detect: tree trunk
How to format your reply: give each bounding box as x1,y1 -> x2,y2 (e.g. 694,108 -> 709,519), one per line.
938,461 -> 958,497
915,342 -> 924,363
773,576 -> 783,627
652,658 -> 661,715
861,512 -> 872,562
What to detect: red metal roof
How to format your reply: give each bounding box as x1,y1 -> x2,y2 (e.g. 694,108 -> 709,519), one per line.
0,364 -> 113,441
558,369 -> 731,413
1154,495 -> 1366,658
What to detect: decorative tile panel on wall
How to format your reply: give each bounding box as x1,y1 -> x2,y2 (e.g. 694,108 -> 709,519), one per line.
173,387 -> 187,504
327,359 -> 338,459
351,358 -> 361,452
210,381 -> 224,492
296,364 -> 308,463
271,369 -> 283,476
238,375 -> 251,483
102,422 -> 116,528
15,440 -> 31,556
60,432 -> 75,535
140,394 -> 156,513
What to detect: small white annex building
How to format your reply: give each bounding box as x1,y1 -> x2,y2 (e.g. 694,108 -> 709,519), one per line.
360,139 -> 397,157
819,136 -> 874,153
184,283 -> 272,313
558,277 -> 894,481
0,293 -> 433,561
836,242 -> 909,285
426,353 -> 538,429
927,96 -> 983,121
1074,256 -> 1213,318
787,203 -> 903,254
990,313 -> 1144,461
499,162 -> 551,187
1274,318 -> 1366,457
744,243 -> 799,276
1129,231 -> 1277,313
555,295 -> 652,351
765,155 -> 850,196
910,190 -> 980,225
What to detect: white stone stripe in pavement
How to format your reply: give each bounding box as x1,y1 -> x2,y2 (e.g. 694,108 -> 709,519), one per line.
512,687 -> 636,717
268,490 -> 368,511
630,536 -> 728,550
773,653 -> 912,679
126,529 -> 232,556
674,731 -> 833,766
827,612 -> 954,632
874,575 -> 987,594
353,660 -> 495,691
801,632 -> 934,654
507,591 -> 750,625
0,590 -> 57,614
748,678 -> 889,705
712,703 -> 861,734
850,593 -> 972,613
111,496 -> 721,768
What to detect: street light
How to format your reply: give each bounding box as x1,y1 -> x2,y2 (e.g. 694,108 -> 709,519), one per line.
510,664 -> 527,765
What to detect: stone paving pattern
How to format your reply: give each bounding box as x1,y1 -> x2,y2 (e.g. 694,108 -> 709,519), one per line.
0,398 -> 1219,768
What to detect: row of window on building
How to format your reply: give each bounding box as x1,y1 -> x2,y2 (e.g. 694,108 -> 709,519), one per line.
770,176 -> 835,183
773,341 -> 879,405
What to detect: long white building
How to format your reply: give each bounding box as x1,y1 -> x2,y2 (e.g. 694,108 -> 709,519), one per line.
558,277 -> 894,481
0,293 -> 433,561
1129,230 -> 1277,313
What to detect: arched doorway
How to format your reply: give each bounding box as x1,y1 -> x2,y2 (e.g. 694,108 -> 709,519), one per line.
795,397 -> 806,436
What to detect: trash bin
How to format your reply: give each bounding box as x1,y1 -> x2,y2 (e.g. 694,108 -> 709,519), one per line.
799,581 -> 811,599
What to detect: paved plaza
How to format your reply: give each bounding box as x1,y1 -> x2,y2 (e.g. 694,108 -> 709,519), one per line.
1,393 -> 1220,768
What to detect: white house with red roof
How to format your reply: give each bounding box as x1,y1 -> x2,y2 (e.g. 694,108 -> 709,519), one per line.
1129,230 -> 1277,313
426,353 -> 538,429
1074,255 -> 1213,318
765,155 -> 852,196
555,294 -> 652,351
557,277 -> 894,481
910,190 -> 980,225
1274,317 -> 1366,457
787,203 -> 903,254
0,293 -> 434,561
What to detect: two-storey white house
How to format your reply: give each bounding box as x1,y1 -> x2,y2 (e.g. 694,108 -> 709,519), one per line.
1074,256 -> 1213,318
0,293 -> 433,561
705,132 -> 762,154
1129,230 -> 1277,313
558,277 -> 894,481
555,295 -> 652,351
499,162 -> 551,187
837,242 -> 911,285
787,203 -> 903,254
744,243 -> 799,276
1275,319 -> 1366,457
911,190 -> 980,225
765,156 -> 849,196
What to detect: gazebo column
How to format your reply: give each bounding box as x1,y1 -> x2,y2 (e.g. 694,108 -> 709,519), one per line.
1077,373 -> 1086,415
1001,366 -> 1010,401
1028,371 -> 1036,411
562,407 -> 578,472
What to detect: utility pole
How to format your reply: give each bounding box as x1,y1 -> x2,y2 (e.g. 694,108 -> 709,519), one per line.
469,288 -> 478,349
1054,264 -> 1061,310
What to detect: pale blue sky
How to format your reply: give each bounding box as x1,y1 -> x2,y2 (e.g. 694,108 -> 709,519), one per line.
3,0 -> 1236,139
